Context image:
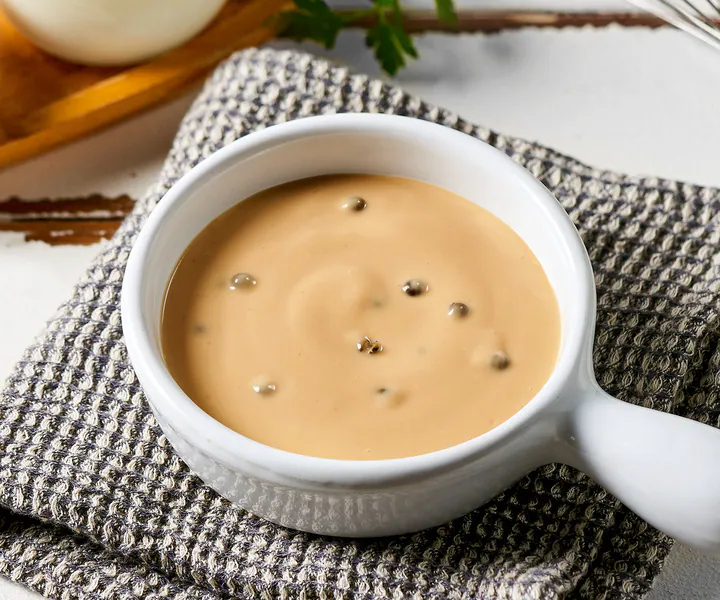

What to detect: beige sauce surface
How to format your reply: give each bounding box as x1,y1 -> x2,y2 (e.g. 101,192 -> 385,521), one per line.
162,175 -> 560,460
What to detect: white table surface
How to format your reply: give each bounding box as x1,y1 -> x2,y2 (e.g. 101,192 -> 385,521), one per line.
2,22 -> 720,600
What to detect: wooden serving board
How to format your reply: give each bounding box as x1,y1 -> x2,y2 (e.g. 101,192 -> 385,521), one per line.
0,0 -> 289,170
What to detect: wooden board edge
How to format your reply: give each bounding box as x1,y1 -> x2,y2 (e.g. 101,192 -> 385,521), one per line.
0,194 -> 131,245
347,10 -> 666,33
0,194 -> 133,218
0,219 -> 121,245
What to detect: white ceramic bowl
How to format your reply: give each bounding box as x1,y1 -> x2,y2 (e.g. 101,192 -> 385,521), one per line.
1,0 -> 226,66
122,114 -> 720,551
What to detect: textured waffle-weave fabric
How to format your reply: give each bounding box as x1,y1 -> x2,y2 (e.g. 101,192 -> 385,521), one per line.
2,48 -> 718,599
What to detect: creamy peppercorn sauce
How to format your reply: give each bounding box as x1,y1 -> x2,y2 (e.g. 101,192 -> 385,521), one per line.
161,175 -> 560,460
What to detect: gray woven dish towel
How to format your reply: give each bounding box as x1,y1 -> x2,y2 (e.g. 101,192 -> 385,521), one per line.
1,47 -> 718,600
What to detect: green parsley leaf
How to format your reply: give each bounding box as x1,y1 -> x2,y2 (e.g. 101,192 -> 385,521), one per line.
364,0 -> 419,76
434,0 -> 458,24
366,19 -> 406,76
276,0 -> 348,49
392,1 -> 418,58
276,0 -> 455,75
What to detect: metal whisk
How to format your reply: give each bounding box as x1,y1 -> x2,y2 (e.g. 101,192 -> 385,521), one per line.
627,0 -> 720,51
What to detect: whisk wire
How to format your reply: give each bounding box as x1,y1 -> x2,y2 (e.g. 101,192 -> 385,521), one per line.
707,0 -> 720,16
678,0 -> 717,24
627,0 -> 720,52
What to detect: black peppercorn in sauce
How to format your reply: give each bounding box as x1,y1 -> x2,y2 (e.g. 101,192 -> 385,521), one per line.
229,272 -> 257,290
161,175 -> 560,460
402,279 -> 429,297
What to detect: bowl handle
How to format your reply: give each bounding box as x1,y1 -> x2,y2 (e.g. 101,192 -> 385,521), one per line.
564,385 -> 720,553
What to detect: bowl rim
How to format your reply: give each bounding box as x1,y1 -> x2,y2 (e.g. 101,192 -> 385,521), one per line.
121,113 -> 596,489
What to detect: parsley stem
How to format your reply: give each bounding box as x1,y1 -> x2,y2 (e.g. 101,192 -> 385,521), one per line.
340,9 -> 377,23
